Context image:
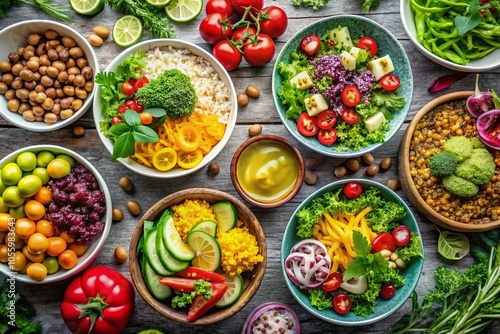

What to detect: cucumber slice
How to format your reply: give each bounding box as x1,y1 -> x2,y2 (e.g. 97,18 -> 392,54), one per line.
215,274 -> 243,308
144,228 -> 174,276
212,201 -> 237,233
156,219 -> 190,272
141,255 -> 172,300
190,220 -> 218,237
161,215 -> 196,262
187,231 -> 221,272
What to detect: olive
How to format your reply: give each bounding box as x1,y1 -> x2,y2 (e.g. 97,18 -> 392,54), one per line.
380,157 -> 393,170
126,200 -> 141,217
362,153 -> 374,165
119,176 -> 133,192
112,208 -> 124,222
304,170 -> 318,185
346,159 -> 360,172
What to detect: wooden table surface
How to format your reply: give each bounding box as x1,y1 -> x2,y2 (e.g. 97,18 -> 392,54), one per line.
1,0 -> 500,333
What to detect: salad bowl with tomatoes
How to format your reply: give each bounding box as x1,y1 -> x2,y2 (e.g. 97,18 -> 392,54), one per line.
272,15 -> 413,158
281,179 -> 424,326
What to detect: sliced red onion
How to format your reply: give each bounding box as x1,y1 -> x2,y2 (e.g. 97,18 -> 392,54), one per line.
467,74 -> 494,118
285,239 -> 331,289
241,302 -> 300,334
476,109 -> 500,150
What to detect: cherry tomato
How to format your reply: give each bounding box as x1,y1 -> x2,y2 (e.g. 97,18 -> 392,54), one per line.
121,81 -> 135,96
333,293 -> 351,315
199,13 -> 233,45
134,76 -> 149,91
259,6 -> 288,39
318,128 -> 337,146
111,116 -> 123,125
128,78 -> 137,86
125,98 -> 143,112
140,112 -> 153,125
380,283 -> 396,299
321,272 -> 342,292
230,0 -> 264,16
392,225 -> 411,247
356,36 -> 378,58
317,109 -> 337,129
117,105 -> 128,114
205,0 -> 233,17
213,40 -> 242,72
341,85 -> 361,107
372,232 -> 396,253
296,113 -> 319,137
341,106 -> 359,124
380,74 -> 401,91
300,34 -> 321,57
231,26 -> 257,44
343,181 -> 363,199
243,34 -> 275,67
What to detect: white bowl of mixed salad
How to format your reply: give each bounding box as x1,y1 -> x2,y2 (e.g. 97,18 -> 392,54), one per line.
281,179 -> 424,326
272,15 -> 413,157
93,39 -> 237,178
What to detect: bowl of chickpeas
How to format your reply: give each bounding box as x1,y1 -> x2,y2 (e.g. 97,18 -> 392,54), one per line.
0,20 -> 98,132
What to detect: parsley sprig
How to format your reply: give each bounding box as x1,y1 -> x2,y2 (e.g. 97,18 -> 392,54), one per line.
343,231 -> 388,282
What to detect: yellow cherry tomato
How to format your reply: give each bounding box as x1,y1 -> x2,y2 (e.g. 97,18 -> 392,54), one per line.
58,249 -> 77,270
46,237 -> 67,257
27,262 -> 48,281
27,232 -> 49,254
15,217 -> 36,239
22,245 -> 45,263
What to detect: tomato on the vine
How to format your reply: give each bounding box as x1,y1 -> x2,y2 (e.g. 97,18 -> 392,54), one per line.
341,85 -> 361,107
259,6 -> 288,39
341,106 -> 359,124
205,0 -> 233,17
297,113 -> 318,137
318,128 -> 337,146
333,293 -> 351,315
199,13 -> 233,45
372,232 -> 396,253
243,33 -> 275,66
380,74 -> 401,91
121,81 -> 135,96
134,76 -> 149,91
231,26 -> 257,44
356,36 -> 378,57
213,40 -> 242,72
230,0 -> 264,16
317,109 -> 337,129
343,181 -> 362,199
300,34 -> 321,57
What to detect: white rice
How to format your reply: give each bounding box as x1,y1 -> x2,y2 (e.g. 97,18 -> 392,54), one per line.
140,46 -> 232,123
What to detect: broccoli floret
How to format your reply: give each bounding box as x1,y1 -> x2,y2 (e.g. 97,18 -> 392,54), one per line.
443,136 -> 473,162
455,148 -> 495,185
429,151 -> 457,176
136,69 -> 197,118
442,174 -> 479,197
470,137 -> 485,149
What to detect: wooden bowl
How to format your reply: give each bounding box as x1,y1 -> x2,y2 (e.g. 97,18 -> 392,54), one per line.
230,135 -> 305,209
128,188 -> 267,325
398,91 -> 500,232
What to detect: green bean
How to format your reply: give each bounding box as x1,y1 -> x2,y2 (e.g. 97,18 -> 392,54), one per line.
428,24 -> 458,38
415,11 -> 427,43
433,0 -> 468,6
442,49 -> 468,65
463,47 -> 496,59
411,0 -> 450,13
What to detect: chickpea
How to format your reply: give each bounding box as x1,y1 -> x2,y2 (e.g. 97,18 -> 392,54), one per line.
22,45 -> 35,60
11,77 -> 23,89
65,58 -> 76,68
75,87 -> 87,99
61,36 -> 76,48
15,88 -> 29,100
40,75 -> 53,87
54,80 -> 62,88
45,29 -> 59,40
7,99 -> 20,112
60,109 -> 73,119
18,103 -> 31,113
26,59 -> 39,72
73,74 -> 85,87
88,34 -> 104,47
44,112 -> 58,124
4,90 -> 15,100
45,87 -> 56,99
24,81 -> 36,91
249,124 -> 262,136
84,81 -> 94,92
11,63 -> 23,76
0,82 -> 7,94
237,93 -> 249,107
46,40 -> 60,50
52,103 -> 61,115
8,52 -> 19,63
47,49 -> 59,61
60,98 -> 72,109
0,61 -> 12,72
66,74 -> 75,85
81,66 -> 93,80
52,60 -> 66,72
35,115 -> 43,122
69,47 -> 83,58
114,246 -> 128,262
73,126 -> 85,137
32,106 -> 44,116
71,99 -> 83,111
19,69 -> 34,81
34,84 -> 45,93
35,92 -> 47,104
63,86 -> 75,96
67,66 -> 80,76
58,49 -> 70,62
93,26 -> 110,38
32,72 -> 41,82
17,47 -> 24,56
55,88 -> 64,98
57,71 -> 69,84
39,54 -> 50,67
386,179 -> 399,191
77,58 -> 88,69
35,43 -> 46,56
23,110 -> 35,121
2,73 -> 14,85
29,56 -> 39,62
54,45 -> 64,53
41,97 -> 54,110
29,99 -> 37,107
246,85 -> 260,99
27,33 -> 41,46
46,66 -> 59,78
29,90 -> 37,101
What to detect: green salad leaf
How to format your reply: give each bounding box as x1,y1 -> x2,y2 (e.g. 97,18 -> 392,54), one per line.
437,229 -> 470,260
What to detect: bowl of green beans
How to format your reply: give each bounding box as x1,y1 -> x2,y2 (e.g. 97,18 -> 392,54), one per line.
401,0 -> 500,72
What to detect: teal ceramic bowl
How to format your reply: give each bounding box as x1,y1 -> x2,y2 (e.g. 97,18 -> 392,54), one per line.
272,15 -> 413,158
281,179 -> 424,326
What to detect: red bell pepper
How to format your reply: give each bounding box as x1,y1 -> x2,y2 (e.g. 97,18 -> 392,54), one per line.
159,277 -> 198,292
176,267 -> 226,282
60,266 -> 135,334
187,282 -> 228,322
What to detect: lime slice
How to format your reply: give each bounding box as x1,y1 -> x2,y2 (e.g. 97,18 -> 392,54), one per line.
69,0 -> 105,15
165,0 -> 203,23
145,0 -> 171,8
187,230 -> 221,271
137,330 -> 165,334
113,15 -> 144,48
215,274 -> 243,308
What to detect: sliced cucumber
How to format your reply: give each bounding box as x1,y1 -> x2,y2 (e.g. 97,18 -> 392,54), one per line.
187,231 -> 221,272
212,201 -> 237,233
156,218 -> 190,272
144,228 -> 175,277
215,274 -> 244,308
190,220 -> 218,237
161,215 -> 196,262
141,255 -> 172,300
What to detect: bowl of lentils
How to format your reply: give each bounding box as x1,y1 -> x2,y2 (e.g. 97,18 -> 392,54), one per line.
398,91 -> 500,232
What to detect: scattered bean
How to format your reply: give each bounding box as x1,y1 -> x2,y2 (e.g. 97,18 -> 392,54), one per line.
73,126 -> 85,137
305,158 -> 320,171
237,93 -> 249,107
114,246 -> 128,262
366,165 -> 379,176
346,159 -> 360,172
245,85 -> 260,99
334,165 -> 347,178
362,153 -> 374,165
93,26 -> 110,39
88,34 -> 104,47
208,163 -> 220,175
112,208 -> 124,222
126,200 -> 141,217
304,170 -> 318,185
386,179 -> 399,191
380,157 -> 393,170
119,176 -> 133,192
248,124 -> 262,137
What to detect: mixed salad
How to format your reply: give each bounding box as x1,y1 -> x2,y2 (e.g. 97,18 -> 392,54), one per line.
285,182 -> 423,317
277,25 -> 406,151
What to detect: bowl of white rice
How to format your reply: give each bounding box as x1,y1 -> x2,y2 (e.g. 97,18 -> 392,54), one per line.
93,39 -> 237,178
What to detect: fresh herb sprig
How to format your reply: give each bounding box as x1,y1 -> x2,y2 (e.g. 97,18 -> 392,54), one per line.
343,231 -> 388,282
21,0 -> 72,22
0,0 -> 21,16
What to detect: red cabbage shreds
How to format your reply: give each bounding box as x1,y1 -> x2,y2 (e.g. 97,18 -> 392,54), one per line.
310,55 -> 376,113
45,165 -> 106,246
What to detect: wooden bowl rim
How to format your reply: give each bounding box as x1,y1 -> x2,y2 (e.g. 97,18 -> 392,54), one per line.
230,134 -> 305,209
399,90 -> 500,232
128,188 -> 267,325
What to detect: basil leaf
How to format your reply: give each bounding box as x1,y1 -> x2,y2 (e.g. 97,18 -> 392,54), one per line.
437,229 -> 470,260
352,230 -> 371,256
109,122 -> 131,138
124,109 -> 141,127
133,125 -> 159,143
455,0 -> 482,36
144,108 -> 167,117
111,132 -> 135,161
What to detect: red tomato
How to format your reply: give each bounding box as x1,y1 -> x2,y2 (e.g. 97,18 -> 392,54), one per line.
134,76 -> 149,90
213,40 -> 242,71
380,74 -> 401,91
230,0 -> 264,16
243,33 -> 275,66
297,113 -> 319,137
117,104 -> 128,114
380,283 -> 396,299
121,81 -> 135,96
333,293 -> 351,315
159,277 -> 198,292
356,36 -> 378,58
205,0 -> 233,17
392,225 -> 411,247
318,128 -> 337,146
259,6 -> 288,39
199,13 -> 233,45
111,116 -> 123,124
187,282 -> 228,322
343,181 -> 362,199
176,267 -> 226,282
125,98 -> 143,112
372,232 -> 397,253
341,106 -> 359,124
321,272 -> 342,292
317,109 -> 337,129
300,34 -> 321,57
341,85 -> 361,107
140,112 -> 153,125
231,26 -> 257,43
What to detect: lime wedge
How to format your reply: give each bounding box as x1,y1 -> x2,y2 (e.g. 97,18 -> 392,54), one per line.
165,0 -> 203,23
112,15 -> 143,48
69,0 -> 105,15
145,0 -> 171,8
187,230 -> 221,271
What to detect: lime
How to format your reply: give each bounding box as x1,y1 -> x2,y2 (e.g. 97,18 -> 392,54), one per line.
0,198 -> 9,213
31,168 -> 50,185
36,151 -> 55,168
137,330 -> 165,334
1,163 -> 23,186
165,0 -> 203,23
56,154 -> 75,168
9,204 -> 25,219
145,0 -> 171,8
187,230 -> 221,271
69,0 -> 105,16
17,175 -> 42,198
16,152 -> 37,172
113,15 -> 143,48
2,186 -> 25,208
47,158 -> 71,179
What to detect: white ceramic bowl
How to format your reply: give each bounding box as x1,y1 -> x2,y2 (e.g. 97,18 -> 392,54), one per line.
400,0 -> 500,72
0,20 -> 98,131
0,145 -> 112,284
93,39 -> 238,178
